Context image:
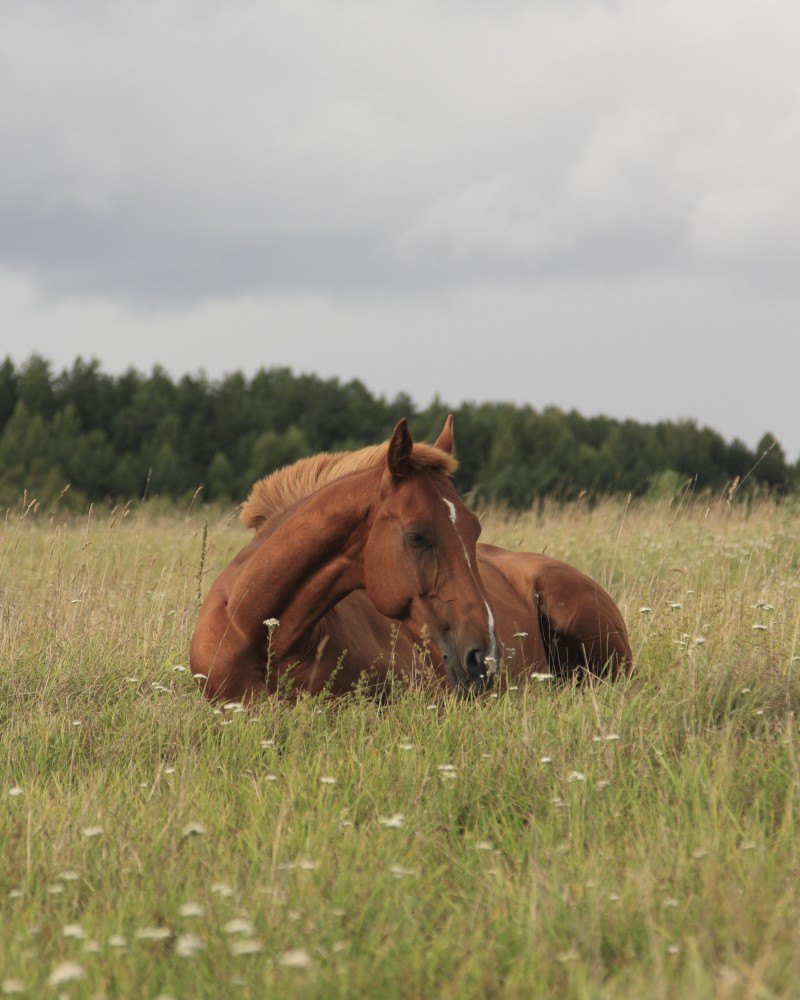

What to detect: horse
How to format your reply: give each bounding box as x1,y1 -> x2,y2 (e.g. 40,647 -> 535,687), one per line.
190,417 -> 632,702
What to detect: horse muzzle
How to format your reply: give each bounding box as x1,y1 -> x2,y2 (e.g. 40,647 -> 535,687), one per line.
441,639 -> 497,696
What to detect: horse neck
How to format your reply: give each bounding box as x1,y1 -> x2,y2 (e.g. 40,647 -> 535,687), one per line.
225,467 -> 382,659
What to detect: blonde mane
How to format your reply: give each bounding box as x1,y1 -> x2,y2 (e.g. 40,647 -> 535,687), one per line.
241,441 -> 458,532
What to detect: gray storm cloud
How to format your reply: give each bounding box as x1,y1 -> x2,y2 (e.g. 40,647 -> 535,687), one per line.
2,0 -> 800,461
2,0 -> 799,304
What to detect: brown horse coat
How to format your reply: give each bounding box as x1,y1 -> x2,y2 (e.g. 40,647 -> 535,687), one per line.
190,418 -> 632,701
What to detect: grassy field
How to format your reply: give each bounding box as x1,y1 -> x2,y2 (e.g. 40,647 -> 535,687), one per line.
2,494 -> 800,998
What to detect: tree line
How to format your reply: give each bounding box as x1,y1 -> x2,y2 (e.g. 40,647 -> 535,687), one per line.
0,355 -> 794,510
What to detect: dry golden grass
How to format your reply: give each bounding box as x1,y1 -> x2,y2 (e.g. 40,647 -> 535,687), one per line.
2,494 -> 799,998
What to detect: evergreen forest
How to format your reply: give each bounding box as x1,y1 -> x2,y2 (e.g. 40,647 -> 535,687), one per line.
0,355 -> 795,509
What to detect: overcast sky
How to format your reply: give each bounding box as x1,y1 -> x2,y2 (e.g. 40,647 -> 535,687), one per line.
2,0 -> 799,457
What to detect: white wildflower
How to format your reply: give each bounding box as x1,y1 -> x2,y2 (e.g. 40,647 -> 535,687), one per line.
378,814 -> 404,829
62,924 -> 84,939
48,962 -> 84,986
81,826 -> 103,838
320,776 -> 336,785
175,933 -> 203,958
135,927 -> 172,941
279,949 -> 312,969
389,865 -> 417,878
179,902 -> 205,918
230,939 -> 263,956
181,821 -> 206,838
224,918 -> 255,936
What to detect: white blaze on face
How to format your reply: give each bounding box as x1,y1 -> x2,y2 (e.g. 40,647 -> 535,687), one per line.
442,496 -> 472,567
485,600 -> 499,673
442,495 -> 498,671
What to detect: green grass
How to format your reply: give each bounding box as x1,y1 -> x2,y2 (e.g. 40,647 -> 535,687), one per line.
2,497 -> 800,998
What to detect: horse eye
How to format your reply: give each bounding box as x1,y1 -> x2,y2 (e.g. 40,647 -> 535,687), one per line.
406,531 -> 432,549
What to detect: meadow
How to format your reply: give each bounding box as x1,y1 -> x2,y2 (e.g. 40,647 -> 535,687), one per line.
2,493 -> 799,998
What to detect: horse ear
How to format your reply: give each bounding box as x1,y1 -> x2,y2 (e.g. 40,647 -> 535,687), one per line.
433,414 -> 455,454
387,418 -> 414,480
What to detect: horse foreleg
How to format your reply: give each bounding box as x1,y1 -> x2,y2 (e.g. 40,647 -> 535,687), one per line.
532,557 -> 632,680
480,547 -> 633,682
189,594 -> 271,703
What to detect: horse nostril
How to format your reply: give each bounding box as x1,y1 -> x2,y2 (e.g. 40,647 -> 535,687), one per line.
465,648 -> 485,679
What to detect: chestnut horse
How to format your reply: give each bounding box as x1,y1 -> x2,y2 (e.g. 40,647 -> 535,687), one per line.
190,417 -> 632,701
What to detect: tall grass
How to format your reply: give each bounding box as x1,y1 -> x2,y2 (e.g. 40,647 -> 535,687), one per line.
2,496 -> 799,998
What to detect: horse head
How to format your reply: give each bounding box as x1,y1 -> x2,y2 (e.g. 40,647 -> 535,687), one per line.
363,417 -> 497,694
